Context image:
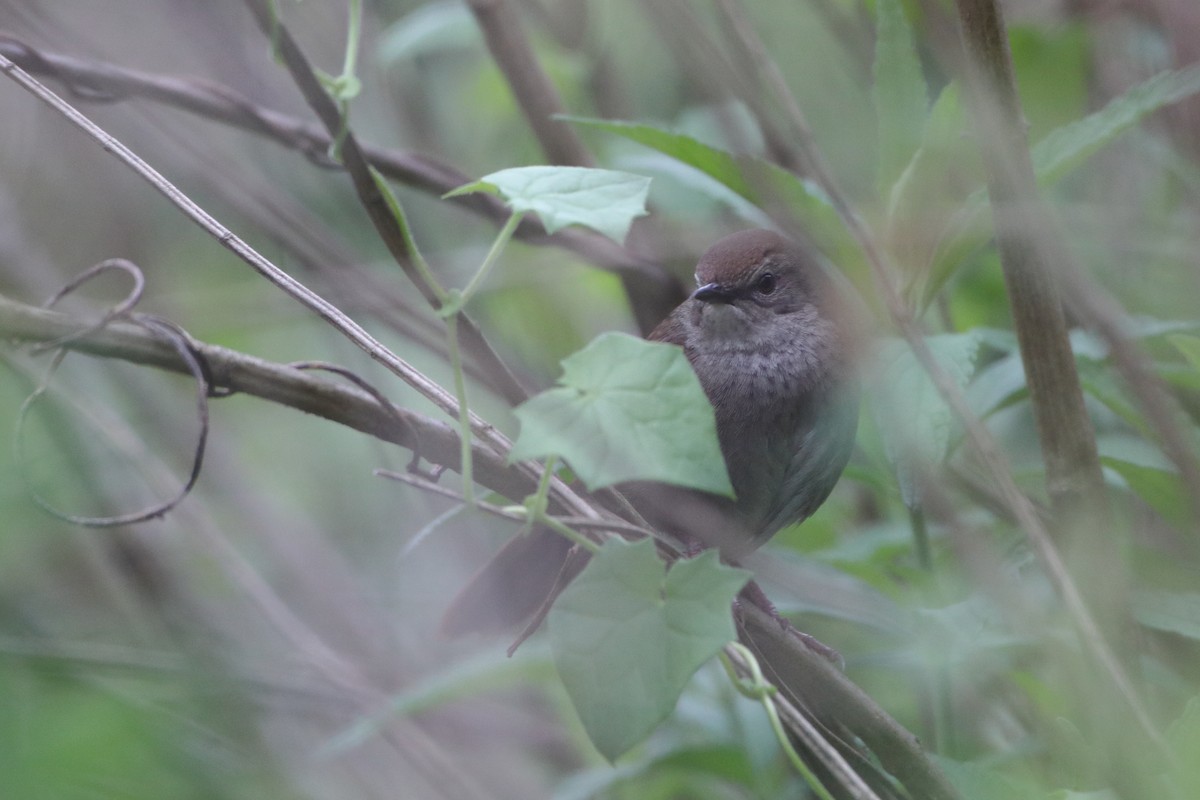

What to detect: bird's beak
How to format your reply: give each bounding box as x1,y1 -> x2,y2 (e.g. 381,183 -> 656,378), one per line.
692,282 -> 734,303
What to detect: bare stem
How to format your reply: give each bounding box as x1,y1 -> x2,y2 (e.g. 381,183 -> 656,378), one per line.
953,0 -> 1106,513
465,0 -> 594,167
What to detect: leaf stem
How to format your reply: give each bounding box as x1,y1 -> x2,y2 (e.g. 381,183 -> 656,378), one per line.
369,167 -> 448,304
457,211 -> 524,311
908,505 -> 953,754
541,513 -> 599,554
909,505 -> 932,572
445,313 -> 474,503
438,211 -> 526,501
720,644 -> 837,800
528,455 -> 558,516
341,0 -> 361,81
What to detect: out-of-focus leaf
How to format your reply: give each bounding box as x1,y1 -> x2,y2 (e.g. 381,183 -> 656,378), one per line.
1167,695 -> 1200,798
562,116 -> 855,257
510,333 -> 733,496
548,539 -> 750,761
613,152 -> 770,223
937,757 -> 1044,800
752,550 -> 909,634
1099,434 -> 1187,522
447,166 -> 650,243
1009,24 -> 1089,141
1033,62 -> 1200,186
377,0 -> 479,63
873,0 -> 928,194
871,332 -> 982,508
887,85 -> 983,306
965,352 -> 1027,419
321,643 -> 553,756
919,596 -> 1032,668
1132,590 -> 1200,640
886,83 -> 969,219
1170,334 -> 1200,373
925,63 -> 1200,308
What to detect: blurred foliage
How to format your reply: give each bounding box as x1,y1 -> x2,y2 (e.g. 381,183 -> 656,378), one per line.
2,0 -> 1200,798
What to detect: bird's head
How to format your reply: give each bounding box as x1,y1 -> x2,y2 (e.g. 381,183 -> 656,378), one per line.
687,229 -> 832,352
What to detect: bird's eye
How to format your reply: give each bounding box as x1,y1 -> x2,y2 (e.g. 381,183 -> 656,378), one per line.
754,273 -> 777,296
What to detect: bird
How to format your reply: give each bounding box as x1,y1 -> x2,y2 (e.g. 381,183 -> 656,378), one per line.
442,228 -> 860,638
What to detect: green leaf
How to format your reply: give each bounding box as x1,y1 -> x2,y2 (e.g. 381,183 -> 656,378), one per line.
548,539 -> 751,761
562,116 -> 855,258
1170,334 -> 1200,372
936,757 -> 1044,800
884,84 -> 981,302
1032,62 -> 1200,186
1098,434 -> 1187,523
924,63 -> 1200,308
873,0 -> 928,195
377,0 -> 479,64
446,166 -> 650,243
870,333 -> 981,509
1167,696 -> 1200,798
1132,590 -> 1200,640
1008,24 -> 1089,142
510,332 -> 734,496
964,351 -> 1027,419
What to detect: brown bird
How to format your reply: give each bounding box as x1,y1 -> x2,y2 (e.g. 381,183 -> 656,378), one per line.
443,229 -> 860,638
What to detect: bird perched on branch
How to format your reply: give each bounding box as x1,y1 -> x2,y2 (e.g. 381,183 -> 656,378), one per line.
443,228 -> 860,641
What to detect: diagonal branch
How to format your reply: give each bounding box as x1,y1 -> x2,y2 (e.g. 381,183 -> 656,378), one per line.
0,293 -> 534,504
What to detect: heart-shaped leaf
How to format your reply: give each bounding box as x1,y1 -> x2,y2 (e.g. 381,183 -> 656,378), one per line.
549,538 -> 750,761
446,166 -> 649,244
510,332 -> 734,496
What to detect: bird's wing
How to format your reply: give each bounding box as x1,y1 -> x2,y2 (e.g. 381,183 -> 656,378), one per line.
756,380 -> 859,543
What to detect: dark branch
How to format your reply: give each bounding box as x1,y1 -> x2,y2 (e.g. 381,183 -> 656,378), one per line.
952,0 -> 1106,514
0,293 -> 534,504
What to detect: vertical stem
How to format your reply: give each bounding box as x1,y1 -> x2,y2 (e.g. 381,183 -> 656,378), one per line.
445,313 -> 474,503
459,212 -> 524,307
909,506 -> 933,571
465,0 -> 594,167
909,505 -> 952,756
952,0 -> 1106,516
442,210 -> 525,504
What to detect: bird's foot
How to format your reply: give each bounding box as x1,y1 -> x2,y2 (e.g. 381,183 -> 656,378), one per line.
736,579 -> 844,670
